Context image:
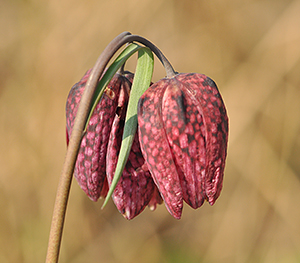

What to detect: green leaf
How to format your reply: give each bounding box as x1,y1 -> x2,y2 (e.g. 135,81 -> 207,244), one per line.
84,43 -> 143,132
102,47 -> 154,208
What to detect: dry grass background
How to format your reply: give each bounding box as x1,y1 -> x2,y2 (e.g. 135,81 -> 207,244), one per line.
1,0 -> 300,262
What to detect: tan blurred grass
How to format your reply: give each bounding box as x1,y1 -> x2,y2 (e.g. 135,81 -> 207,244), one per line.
1,0 -> 300,262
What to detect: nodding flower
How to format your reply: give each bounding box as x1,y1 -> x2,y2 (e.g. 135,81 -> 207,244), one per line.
66,70 -> 161,219
66,70 -> 228,220
137,73 -> 228,219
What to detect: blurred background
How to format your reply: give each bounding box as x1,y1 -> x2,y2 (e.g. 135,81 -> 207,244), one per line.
1,0 -> 300,262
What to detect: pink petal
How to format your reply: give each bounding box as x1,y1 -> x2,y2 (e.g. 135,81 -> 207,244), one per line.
106,85 -> 155,220
66,71 -> 125,201
176,73 -> 228,204
138,80 -> 183,219
161,79 -> 206,209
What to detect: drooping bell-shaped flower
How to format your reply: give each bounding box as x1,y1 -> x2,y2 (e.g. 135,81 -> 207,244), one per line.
137,73 -> 228,219
105,81 -> 160,219
66,69 -> 133,201
66,69 -> 162,219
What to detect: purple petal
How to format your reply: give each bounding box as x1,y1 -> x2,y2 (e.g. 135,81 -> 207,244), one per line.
176,73 -> 228,204
106,85 -> 155,219
138,80 -> 183,219
161,79 -> 206,209
66,71 -> 123,201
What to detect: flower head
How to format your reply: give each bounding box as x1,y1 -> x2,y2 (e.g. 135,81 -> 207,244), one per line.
66,70 -> 162,219
66,71 -> 228,220
66,70 -> 133,201
137,73 -> 228,219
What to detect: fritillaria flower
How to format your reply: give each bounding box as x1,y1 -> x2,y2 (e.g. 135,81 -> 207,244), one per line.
66,69 -> 133,201
66,70 -> 228,220
138,73 -> 228,219
65,34 -> 228,220
47,32 -> 229,263
66,69 -> 162,219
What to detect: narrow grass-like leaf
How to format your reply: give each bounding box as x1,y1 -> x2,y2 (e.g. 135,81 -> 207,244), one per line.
102,47 -> 154,208
84,43 -> 143,132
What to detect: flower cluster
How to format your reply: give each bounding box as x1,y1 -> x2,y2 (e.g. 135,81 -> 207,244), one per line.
66,33 -> 228,220
66,69 -> 228,220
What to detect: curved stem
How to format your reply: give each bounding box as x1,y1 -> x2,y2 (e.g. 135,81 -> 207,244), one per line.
45,31 -> 131,263
123,35 -> 177,78
97,34 -> 177,78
